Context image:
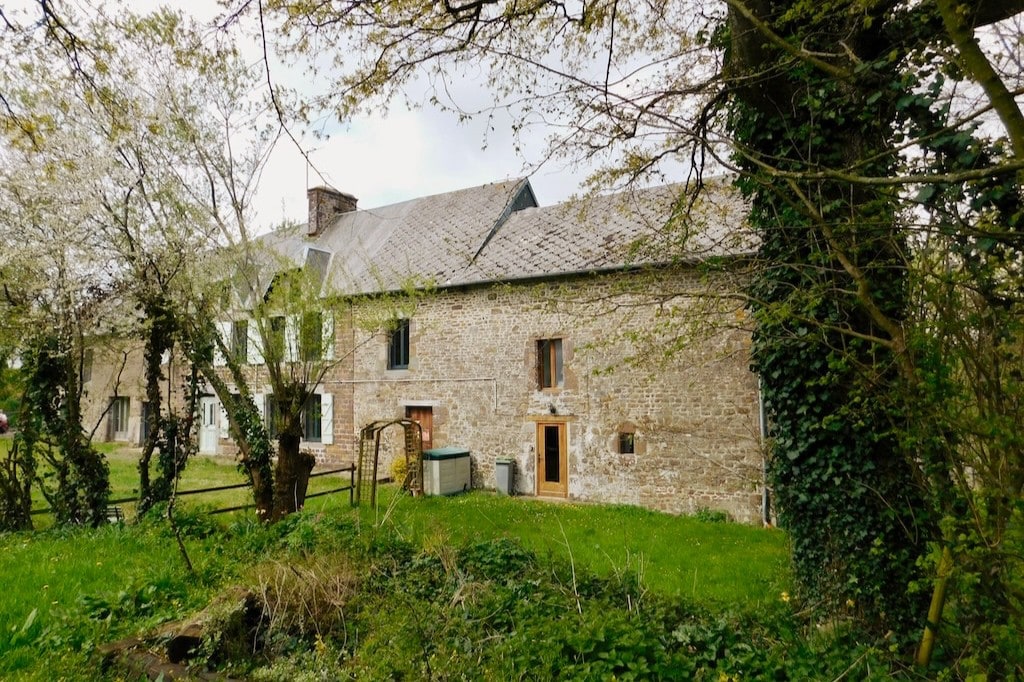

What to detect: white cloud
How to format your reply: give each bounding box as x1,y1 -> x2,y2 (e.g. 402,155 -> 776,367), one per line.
253,102 -> 593,231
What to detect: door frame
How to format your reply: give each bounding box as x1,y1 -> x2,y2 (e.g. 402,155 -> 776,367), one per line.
535,421 -> 568,497
198,396 -> 219,455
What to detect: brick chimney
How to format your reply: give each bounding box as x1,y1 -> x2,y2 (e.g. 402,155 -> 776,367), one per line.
307,186 -> 357,237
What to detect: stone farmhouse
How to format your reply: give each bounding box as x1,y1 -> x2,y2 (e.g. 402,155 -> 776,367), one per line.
86,178 -> 766,523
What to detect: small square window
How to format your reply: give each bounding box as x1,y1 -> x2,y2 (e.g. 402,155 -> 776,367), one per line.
538,338 -> 564,389
618,432 -> 635,455
388,319 -> 410,370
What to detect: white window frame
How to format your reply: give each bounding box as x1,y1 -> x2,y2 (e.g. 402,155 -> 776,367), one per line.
109,397 -> 130,441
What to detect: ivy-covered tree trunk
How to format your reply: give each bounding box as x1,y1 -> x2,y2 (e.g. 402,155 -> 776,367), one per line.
138,295 -> 178,513
223,387 -> 276,522
0,436 -> 35,531
726,1 -> 930,634
185,316 -> 276,521
22,331 -> 109,527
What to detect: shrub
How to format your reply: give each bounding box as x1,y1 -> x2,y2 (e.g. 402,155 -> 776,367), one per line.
389,456 -> 408,486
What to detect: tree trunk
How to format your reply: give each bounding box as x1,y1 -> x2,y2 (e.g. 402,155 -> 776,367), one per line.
272,428 -> 314,521
137,298 -> 170,513
726,0 -> 930,633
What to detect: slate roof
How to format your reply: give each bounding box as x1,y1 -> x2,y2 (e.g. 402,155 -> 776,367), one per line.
461,179 -> 752,285
258,176 -> 751,296
316,178 -> 533,294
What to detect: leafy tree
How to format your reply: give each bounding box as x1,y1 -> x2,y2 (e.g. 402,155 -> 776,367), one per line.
0,3 -> 279,523
234,0 -> 1024,665
0,54 -> 117,527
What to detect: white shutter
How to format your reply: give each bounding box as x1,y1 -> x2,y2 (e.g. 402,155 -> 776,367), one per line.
255,393 -> 265,423
218,402 -> 229,439
322,312 -> 335,361
285,315 -> 299,362
213,321 -> 231,366
320,393 -> 333,445
246,318 -> 264,365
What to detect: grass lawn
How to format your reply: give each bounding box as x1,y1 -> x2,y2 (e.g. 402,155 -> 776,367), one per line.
1,443 -> 792,679
370,486 -> 790,605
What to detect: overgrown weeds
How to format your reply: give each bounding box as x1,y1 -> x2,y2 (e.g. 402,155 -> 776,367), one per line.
226,530 -> 897,681
1,493 -> 927,680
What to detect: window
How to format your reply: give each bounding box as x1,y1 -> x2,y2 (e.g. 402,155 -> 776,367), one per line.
300,311 -> 323,361
82,348 -> 93,383
231,320 -> 248,363
304,394 -> 322,442
618,432 -> 635,454
264,395 -> 279,438
268,316 -> 286,362
109,397 -> 129,441
388,318 -> 410,370
263,393 -> 329,443
538,338 -> 564,389
140,401 -> 153,445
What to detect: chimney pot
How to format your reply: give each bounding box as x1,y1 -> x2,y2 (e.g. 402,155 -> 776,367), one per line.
307,186 -> 357,236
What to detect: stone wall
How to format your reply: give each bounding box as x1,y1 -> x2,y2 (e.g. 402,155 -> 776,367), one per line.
82,339 -> 193,448
81,265 -> 764,523
336,266 -> 764,523
82,340 -> 151,446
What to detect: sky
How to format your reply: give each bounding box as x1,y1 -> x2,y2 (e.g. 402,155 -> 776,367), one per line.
155,1 -> 596,231
4,0 -> 614,230
254,97 -> 592,230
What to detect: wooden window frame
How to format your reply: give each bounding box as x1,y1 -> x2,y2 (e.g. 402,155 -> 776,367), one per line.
299,311 -> 323,362
537,338 -> 564,389
109,396 -> 130,441
618,432 -> 635,454
268,316 -> 286,363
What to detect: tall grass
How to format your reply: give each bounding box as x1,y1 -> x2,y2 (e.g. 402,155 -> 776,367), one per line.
0,520 -> 226,679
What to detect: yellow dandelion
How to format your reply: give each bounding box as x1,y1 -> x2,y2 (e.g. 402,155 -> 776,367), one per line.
780,591 -> 791,603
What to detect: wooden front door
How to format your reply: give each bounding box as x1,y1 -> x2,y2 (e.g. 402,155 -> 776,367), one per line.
536,422 -> 568,497
405,406 -> 433,451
